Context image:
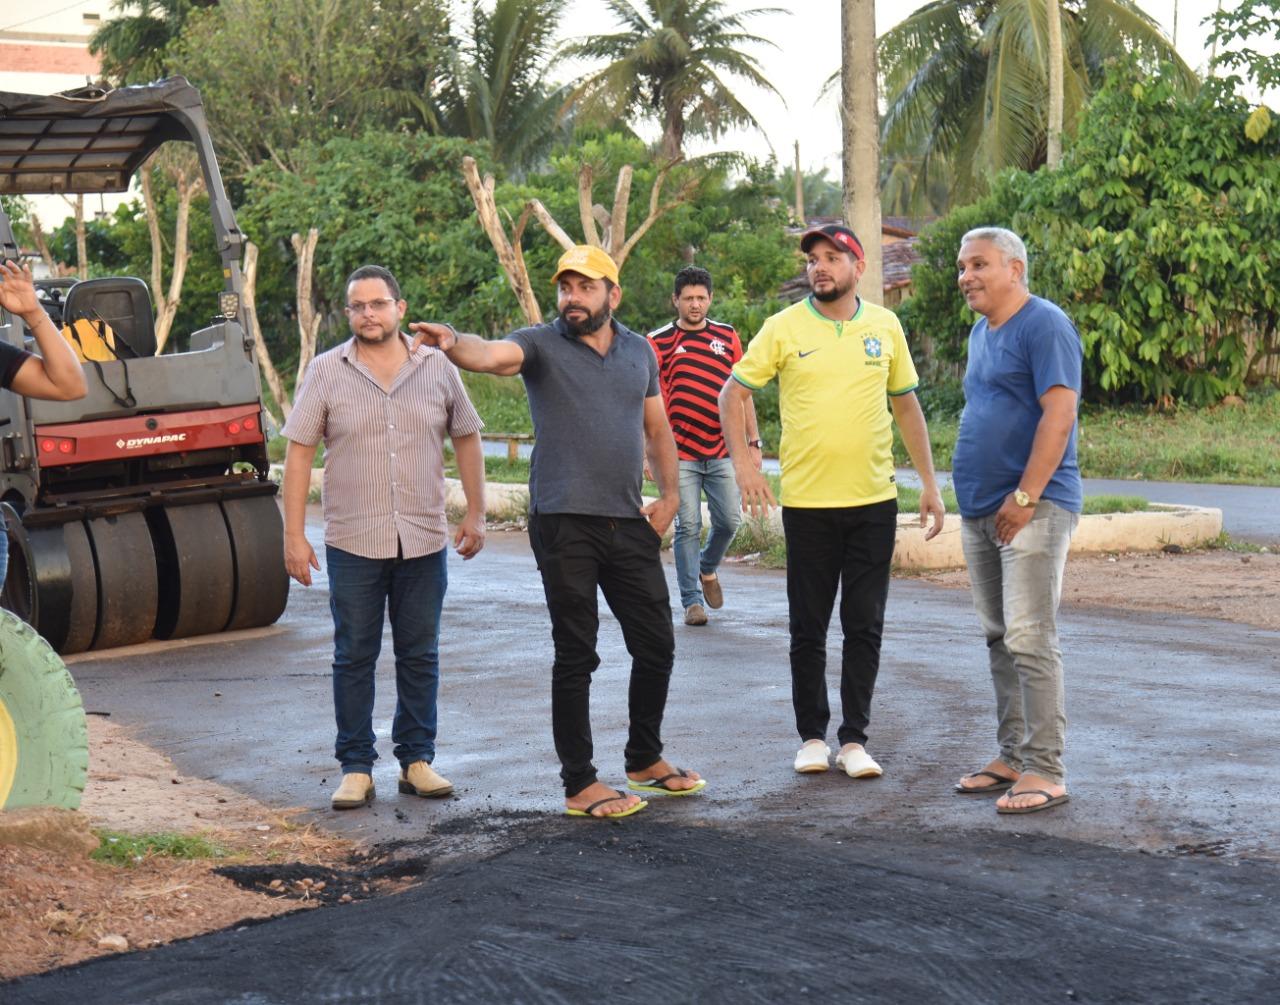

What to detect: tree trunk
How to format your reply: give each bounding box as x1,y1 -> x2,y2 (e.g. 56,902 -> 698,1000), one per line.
242,241 -> 288,423
291,228 -> 322,387
794,140 -> 805,225
1046,0 -> 1064,169
141,156 -> 203,354
841,0 -> 883,305
461,156 -> 544,325
73,195 -> 87,281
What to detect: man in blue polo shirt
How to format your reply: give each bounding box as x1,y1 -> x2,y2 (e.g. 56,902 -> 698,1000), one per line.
951,227 -> 1082,816
409,245 -> 705,819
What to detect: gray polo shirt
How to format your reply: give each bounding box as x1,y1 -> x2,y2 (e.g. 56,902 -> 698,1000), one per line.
506,316 -> 659,517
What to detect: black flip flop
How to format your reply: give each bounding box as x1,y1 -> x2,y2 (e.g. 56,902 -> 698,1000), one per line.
955,769 -> 1017,794
996,788 -> 1070,814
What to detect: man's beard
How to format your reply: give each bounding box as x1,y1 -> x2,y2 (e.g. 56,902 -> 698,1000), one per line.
354,325 -> 397,345
811,275 -> 853,302
562,305 -> 611,335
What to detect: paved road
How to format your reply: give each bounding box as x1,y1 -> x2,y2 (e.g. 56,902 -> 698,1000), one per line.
13,525 -> 1277,1002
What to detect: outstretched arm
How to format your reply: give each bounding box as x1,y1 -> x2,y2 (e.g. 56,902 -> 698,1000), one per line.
408,322 -> 524,376
0,260 -> 87,401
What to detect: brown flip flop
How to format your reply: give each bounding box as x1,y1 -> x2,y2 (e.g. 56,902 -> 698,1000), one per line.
996,788 -> 1070,814
955,769 -> 1017,794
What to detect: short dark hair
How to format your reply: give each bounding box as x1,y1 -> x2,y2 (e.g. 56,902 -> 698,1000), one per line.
346,264 -> 401,300
673,266 -> 712,297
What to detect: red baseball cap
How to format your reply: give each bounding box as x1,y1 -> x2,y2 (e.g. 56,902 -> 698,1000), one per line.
800,224 -> 865,261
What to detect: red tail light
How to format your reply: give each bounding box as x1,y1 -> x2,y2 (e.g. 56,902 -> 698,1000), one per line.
39,436 -> 76,456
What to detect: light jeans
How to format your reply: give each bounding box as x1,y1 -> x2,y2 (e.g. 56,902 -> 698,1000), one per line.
674,458 -> 742,609
961,501 -> 1078,784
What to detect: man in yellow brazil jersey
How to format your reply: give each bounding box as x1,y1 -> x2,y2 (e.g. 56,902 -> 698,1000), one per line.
719,225 -> 944,779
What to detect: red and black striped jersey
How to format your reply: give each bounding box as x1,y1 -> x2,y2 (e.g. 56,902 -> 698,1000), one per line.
647,319 -> 742,461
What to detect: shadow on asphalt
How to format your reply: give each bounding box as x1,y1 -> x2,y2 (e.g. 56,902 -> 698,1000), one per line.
8,812 -> 1280,1004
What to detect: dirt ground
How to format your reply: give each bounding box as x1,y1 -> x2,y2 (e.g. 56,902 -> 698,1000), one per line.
915,546 -> 1280,632
1,545 -> 1276,984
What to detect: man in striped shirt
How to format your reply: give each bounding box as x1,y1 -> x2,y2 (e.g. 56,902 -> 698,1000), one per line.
648,266 -> 761,626
281,265 -> 486,812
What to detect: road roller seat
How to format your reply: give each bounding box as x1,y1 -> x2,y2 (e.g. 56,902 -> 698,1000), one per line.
61,277 -> 156,358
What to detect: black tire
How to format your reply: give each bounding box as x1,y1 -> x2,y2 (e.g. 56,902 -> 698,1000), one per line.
221,495 -> 289,631
1,506 -> 98,655
86,511 -> 158,649
149,503 -> 235,640
0,609 -> 88,810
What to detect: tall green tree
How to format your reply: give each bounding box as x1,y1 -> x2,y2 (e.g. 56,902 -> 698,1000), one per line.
89,0 -> 217,84
878,0 -> 1196,211
562,0 -> 784,159
435,0 -> 572,173
172,0 -> 451,179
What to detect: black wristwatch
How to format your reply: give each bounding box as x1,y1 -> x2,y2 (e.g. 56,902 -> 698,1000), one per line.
747,439 -> 764,449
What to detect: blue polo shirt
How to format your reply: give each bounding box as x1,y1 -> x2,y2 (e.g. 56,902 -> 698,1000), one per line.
952,295 -> 1083,519
506,316 -> 660,517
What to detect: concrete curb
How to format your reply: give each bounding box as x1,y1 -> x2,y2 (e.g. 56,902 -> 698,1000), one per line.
275,469 -> 1222,571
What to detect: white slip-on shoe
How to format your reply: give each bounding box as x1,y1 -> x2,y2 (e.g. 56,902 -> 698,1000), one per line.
835,744 -> 883,779
793,740 -> 831,774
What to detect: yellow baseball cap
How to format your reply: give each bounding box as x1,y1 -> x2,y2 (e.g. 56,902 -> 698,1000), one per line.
551,245 -> 620,285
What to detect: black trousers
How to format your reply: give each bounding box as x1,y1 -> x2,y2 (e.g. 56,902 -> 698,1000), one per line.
527,513 -> 675,796
782,501 -> 897,747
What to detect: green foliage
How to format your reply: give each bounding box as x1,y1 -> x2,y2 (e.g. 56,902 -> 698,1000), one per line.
89,0 -> 214,84
901,62 -> 1280,405
1208,0 -> 1280,96
436,0 -> 572,173
240,132 -> 500,341
92,830 -> 227,867
878,0 -> 1196,211
1079,494 -> 1149,515
562,0 -> 783,158
173,0 -> 453,180
460,371 -> 532,434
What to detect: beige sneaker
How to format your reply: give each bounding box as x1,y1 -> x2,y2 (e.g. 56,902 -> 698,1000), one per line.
331,772 -> 375,810
835,743 -> 883,779
399,760 -> 453,798
700,573 -> 724,610
684,603 -> 708,626
793,740 -> 831,773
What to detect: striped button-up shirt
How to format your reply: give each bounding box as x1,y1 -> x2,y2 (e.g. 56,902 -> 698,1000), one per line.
282,335 -> 483,560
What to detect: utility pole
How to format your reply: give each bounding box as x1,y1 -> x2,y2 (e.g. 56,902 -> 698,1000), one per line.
841,0 -> 882,304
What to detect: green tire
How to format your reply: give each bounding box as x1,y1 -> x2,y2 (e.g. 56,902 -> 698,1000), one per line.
0,609 -> 88,810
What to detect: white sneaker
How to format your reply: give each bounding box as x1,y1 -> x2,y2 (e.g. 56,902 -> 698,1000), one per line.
835,744 -> 883,779
793,740 -> 831,774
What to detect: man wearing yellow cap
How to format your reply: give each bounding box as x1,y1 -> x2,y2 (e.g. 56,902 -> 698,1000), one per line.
410,245 -> 705,819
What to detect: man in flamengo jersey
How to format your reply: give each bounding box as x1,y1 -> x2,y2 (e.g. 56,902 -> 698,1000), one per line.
648,266 -> 762,626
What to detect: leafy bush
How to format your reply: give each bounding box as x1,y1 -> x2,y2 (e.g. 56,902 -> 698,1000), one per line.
901,62 -> 1280,405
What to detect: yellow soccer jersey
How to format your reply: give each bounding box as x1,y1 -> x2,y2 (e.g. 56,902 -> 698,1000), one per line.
732,296 -> 919,508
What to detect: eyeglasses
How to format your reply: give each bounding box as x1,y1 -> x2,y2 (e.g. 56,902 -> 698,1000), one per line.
344,298 -> 396,314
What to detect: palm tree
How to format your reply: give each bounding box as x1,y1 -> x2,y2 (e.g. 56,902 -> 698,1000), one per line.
436,0 -> 572,173
562,0 -> 785,160
843,0 -> 883,303
90,0 -> 217,84
878,0 -> 1197,210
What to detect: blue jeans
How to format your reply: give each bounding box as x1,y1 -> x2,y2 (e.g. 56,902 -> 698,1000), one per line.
674,458 -> 742,609
961,502 -> 1078,784
326,545 -> 447,774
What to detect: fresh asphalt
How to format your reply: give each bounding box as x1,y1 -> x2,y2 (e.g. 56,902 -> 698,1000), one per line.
9,519 -> 1280,1003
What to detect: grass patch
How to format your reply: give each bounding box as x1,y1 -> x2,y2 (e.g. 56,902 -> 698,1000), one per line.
1079,494 -> 1150,515
92,830 -> 229,868
726,517 -> 788,569
462,371 -> 532,434
1204,531 -> 1267,554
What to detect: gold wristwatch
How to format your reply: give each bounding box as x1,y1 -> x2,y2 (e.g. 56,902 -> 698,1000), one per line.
1013,489 -> 1036,508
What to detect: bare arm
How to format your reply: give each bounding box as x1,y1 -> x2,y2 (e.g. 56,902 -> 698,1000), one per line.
743,393 -> 763,471
640,395 -> 679,535
407,322 -> 524,376
890,391 -> 945,541
994,385 -> 1078,543
282,439 -> 321,586
0,260 -> 87,401
451,431 -> 486,559
720,378 -> 776,517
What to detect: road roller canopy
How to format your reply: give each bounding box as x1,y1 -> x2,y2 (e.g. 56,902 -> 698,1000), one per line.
0,77 -> 209,195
